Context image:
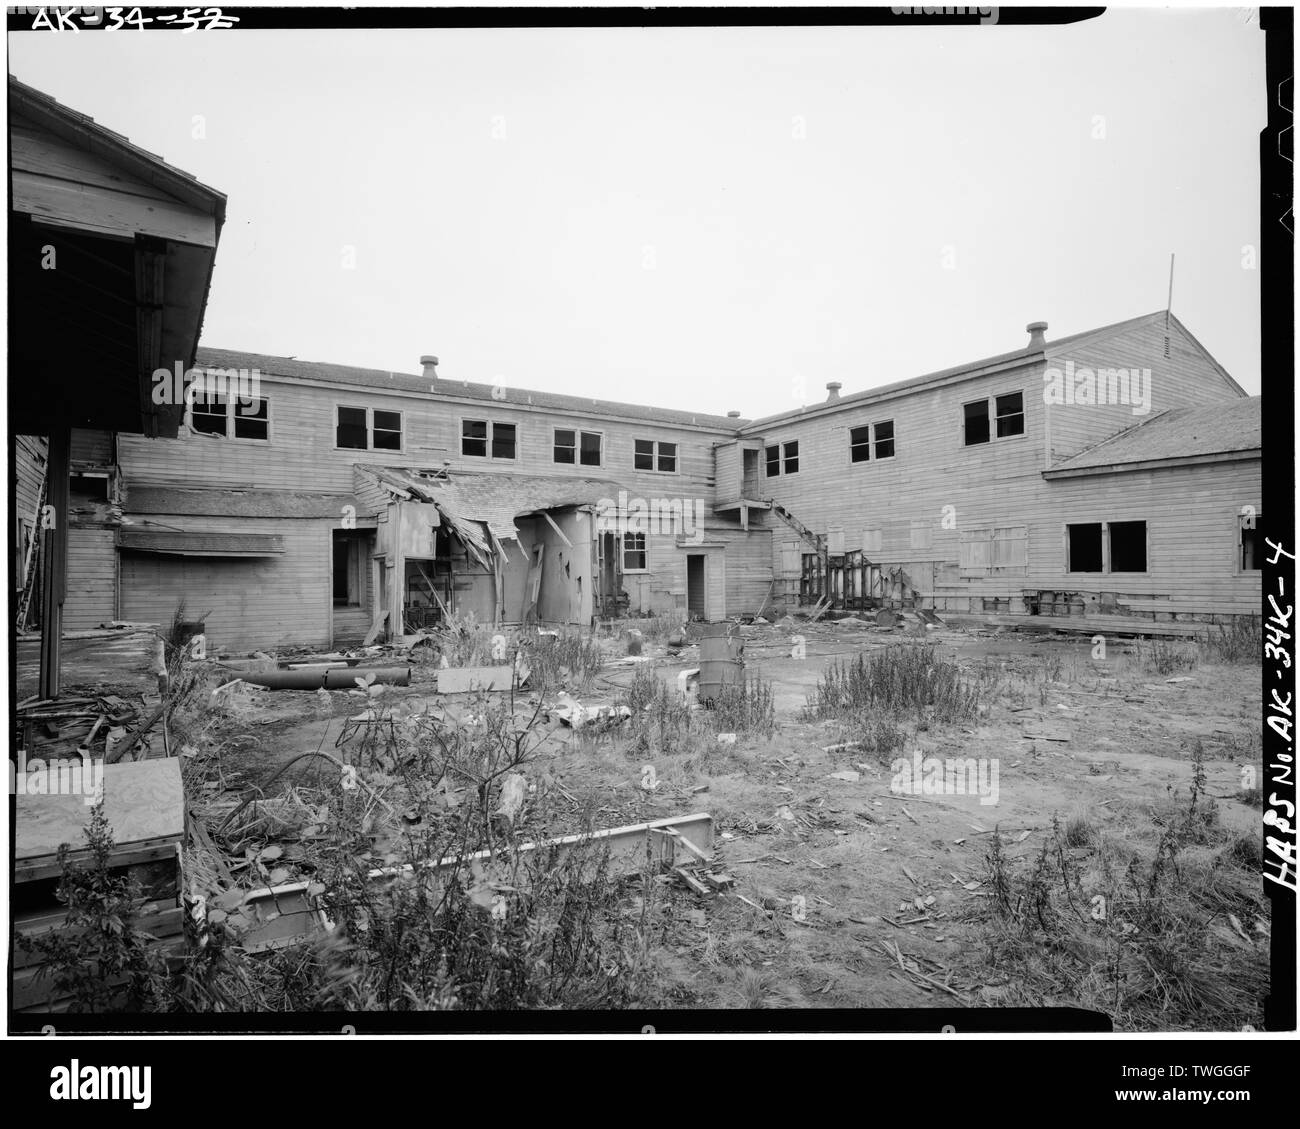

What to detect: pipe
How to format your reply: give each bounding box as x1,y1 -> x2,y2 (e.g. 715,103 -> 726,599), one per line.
234,665 -> 411,691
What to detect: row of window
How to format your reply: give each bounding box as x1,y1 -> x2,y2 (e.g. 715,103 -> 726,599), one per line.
196,386 -> 1025,469
187,395 -> 681,471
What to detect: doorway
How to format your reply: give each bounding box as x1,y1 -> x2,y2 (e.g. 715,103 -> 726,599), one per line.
686,553 -> 706,620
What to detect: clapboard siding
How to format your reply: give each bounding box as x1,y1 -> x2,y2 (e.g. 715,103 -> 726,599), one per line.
64,527 -> 116,631
120,518 -> 331,651
118,378 -> 724,501
1045,318 -> 1245,462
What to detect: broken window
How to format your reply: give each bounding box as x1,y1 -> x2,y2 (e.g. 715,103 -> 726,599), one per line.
1241,513 -> 1261,570
995,392 -> 1025,438
874,419 -> 895,459
463,419 -> 516,459
622,531 -> 647,571
1067,523 -> 1104,572
765,444 -> 780,477
850,425 -> 871,463
783,440 -> 799,474
963,399 -> 990,446
338,405 -> 400,450
190,392 -> 229,436
1109,520 -> 1147,572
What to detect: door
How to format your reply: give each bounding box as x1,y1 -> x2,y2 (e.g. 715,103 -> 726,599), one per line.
686,554 -> 706,620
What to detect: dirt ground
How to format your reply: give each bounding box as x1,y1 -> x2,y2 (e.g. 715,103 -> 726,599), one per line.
191,616 -> 1266,1023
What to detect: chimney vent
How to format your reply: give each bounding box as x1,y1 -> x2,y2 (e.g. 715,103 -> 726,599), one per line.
420,354 -> 439,382
727,410 -> 741,419
1026,322 -> 1048,350
825,381 -> 842,402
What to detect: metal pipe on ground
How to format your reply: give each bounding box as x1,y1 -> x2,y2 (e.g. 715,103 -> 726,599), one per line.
234,666 -> 411,691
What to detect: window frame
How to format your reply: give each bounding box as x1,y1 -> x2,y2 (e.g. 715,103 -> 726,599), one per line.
622,530 -> 649,573
186,388 -> 272,444
782,440 -> 799,475
460,416 -> 518,461
1107,519 -> 1149,575
963,390 -> 1025,447
334,404 -> 403,453
1238,511 -> 1261,573
849,425 -> 871,464
555,427 -> 605,468
634,438 -> 679,474
1063,520 -> 1150,576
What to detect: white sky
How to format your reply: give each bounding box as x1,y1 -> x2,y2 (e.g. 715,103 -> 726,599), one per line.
7,8 -> 1266,417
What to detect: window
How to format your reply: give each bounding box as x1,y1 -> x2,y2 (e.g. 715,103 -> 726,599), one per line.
555,428 -> 602,467
910,520 -> 933,551
189,391 -> 270,441
1241,513 -> 1260,570
1067,524 -> 1104,572
462,419 -> 516,459
965,391 -> 1024,446
635,438 -> 677,473
372,410 -> 402,451
623,531 -> 647,571
1109,521 -> 1147,572
874,420 -> 895,459
862,528 -> 883,555
337,405 -> 401,451
850,426 -> 871,463
995,392 -> 1025,438
963,400 -> 990,446
766,441 -> 799,475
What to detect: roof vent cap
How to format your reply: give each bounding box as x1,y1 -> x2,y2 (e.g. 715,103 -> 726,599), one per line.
1026,322 -> 1048,350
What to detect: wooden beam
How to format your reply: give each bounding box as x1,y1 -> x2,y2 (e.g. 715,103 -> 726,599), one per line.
541,511 -> 573,547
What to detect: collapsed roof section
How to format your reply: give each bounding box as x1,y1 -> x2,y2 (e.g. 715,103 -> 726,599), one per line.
354,464 -> 632,557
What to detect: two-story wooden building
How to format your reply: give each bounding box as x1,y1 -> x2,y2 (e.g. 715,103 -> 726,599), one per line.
30,308 -> 1259,652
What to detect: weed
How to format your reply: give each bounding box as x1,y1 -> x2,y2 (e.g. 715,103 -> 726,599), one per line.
807,643 -> 984,722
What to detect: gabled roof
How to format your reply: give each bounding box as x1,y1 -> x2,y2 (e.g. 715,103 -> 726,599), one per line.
1044,396 -> 1261,478
196,347 -> 747,432
741,310 -> 1232,432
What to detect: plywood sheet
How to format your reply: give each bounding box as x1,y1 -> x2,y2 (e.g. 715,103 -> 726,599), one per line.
15,758 -> 184,860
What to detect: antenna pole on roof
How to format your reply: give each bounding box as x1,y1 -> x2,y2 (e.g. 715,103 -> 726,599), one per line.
1163,253 -> 1175,358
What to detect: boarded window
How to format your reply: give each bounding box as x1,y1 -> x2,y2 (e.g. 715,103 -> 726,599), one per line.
623,531 -> 647,571
780,540 -> 801,577
862,528 -> 883,555
995,392 -> 1025,438
1241,513 -> 1260,570
963,400 -> 990,446
337,405 -> 368,449
910,520 -> 933,551
1068,523 -> 1103,572
828,526 -> 845,555
960,528 -> 992,573
992,526 -> 1028,570
850,425 -> 871,463
1109,520 -> 1147,572
874,419 -> 895,459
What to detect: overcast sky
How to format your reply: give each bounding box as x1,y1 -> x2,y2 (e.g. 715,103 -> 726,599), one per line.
8,8 -> 1265,416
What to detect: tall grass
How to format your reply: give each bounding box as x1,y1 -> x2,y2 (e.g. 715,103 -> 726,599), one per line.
807,643 -> 985,722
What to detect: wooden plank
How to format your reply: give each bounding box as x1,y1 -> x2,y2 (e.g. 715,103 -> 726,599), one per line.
541,510 -> 573,547
13,904 -> 183,970
16,839 -> 179,885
